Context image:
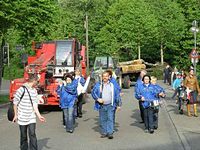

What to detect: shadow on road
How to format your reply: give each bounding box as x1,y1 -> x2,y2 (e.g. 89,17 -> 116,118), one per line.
38,138 -> 51,149
130,110 -> 144,130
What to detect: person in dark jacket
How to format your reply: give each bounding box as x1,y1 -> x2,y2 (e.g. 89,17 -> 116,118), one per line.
163,65 -> 172,85
57,73 -> 77,133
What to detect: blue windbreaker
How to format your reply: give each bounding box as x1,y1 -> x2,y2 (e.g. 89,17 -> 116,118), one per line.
135,83 -> 158,108
56,82 -> 77,109
152,84 -> 165,101
91,81 -> 121,110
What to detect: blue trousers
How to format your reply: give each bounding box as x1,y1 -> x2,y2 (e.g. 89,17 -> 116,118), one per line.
99,104 -> 114,135
63,107 -> 74,131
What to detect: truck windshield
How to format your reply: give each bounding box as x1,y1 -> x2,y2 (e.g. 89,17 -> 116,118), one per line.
94,56 -> 114,70
56,41 -> 73,66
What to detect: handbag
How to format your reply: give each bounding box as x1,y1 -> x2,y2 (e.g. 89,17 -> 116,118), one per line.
7,86 -> 25,121
150,100 -> 159,109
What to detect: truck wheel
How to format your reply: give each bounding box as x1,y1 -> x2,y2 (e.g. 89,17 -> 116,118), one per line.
123,75 -> 130,89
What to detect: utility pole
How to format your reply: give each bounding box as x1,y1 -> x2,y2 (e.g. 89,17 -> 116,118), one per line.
0,38 -> 5,89
85,13 -> 89,74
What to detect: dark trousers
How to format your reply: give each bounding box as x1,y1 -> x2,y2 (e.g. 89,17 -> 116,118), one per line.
139,101 -> 144,122
77,94 -> 83,116
178,98 -> 184,110
144,107 -> 154,130
153,108 -> 159,128
19,123 -> 37,150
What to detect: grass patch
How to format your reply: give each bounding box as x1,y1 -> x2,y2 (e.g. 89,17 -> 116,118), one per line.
0,95 -> 9,104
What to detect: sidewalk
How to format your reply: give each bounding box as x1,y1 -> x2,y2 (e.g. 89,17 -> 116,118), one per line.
159,81 -> 200,150
0,79 -> 10,95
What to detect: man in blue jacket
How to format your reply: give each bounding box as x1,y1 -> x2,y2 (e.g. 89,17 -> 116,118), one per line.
91,71 -> 121,139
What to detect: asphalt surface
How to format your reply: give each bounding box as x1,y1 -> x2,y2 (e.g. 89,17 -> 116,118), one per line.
0,81 -> 189,150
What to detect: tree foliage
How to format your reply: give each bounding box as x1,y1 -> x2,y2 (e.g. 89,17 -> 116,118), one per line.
1,0 -> 200,79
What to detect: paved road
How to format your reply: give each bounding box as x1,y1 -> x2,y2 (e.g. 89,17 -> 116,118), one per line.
0,79 -> 10,95
0,82 -> 186,150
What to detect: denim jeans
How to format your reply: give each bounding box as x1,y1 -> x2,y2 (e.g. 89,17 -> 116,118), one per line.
144,107 -> 154,130
63,107 -> 74,131
99,104 -> 114,135
19,123 -> 37,150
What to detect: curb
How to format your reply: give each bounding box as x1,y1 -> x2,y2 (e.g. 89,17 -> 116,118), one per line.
163,99 -> 191,150
0,102 -> 9,108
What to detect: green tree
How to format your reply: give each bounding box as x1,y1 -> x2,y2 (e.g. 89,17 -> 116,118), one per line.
96,0 -> 158,61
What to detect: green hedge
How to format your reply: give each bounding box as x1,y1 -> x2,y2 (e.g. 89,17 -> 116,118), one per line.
3,65 -> 24,80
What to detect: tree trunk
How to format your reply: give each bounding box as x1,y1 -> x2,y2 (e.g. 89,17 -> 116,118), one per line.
138,44 -> 141,59
161,43 -> 164,65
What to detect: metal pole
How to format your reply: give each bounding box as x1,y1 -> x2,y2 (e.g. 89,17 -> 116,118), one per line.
194,31 -> 197,74
86,14 -> 89,74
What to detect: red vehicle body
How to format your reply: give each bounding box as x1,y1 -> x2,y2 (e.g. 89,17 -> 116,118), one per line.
9,39 -> 87,106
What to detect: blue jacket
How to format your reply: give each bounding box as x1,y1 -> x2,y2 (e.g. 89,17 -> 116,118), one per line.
172,78 -> 182,90
91,81 -> 121,110
56,82 -> 77,109
152,84 -> 165,101
110,77 -> 121,93
74,76 -> 86,86
135,83 -> 158,108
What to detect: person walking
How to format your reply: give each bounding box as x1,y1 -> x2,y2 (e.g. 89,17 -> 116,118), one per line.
57,73 -> 77,133
91,71 -> 121,139
151,76 -> 165,130
184,68 -> 200,117
74,68 -> 86,118
135,70 -> 147,123
163,65 -> 172,85
106,69 -> 122,131
172,81 -> 186,114
13,74 -> 46,150
135,75 -> 164,134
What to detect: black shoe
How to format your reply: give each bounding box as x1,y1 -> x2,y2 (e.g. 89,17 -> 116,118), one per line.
108,134 -> 113,139
78,114 -> 82,118
154,126 -> 158,130
179,109 -> 183,114
68,130 -> 73,133
139,121 -> 144,124
100,134 -> 107,138
149,129 -> 154,134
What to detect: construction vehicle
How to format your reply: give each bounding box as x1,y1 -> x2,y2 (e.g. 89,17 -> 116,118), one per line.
9,39 -> 87,106
87,56 -> 121,92
118,59 -> 146,89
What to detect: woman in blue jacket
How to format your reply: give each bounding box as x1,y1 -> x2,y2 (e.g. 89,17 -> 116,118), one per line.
135,75 -> 161,134
57,73 -> 77,133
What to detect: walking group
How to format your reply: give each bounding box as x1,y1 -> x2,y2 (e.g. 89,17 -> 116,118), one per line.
12,65 -> 200,150
171,66 -> 200,117
135,70 -> 165,134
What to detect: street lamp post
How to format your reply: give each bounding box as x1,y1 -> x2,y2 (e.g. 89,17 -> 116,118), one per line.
190,20 -> 199,74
